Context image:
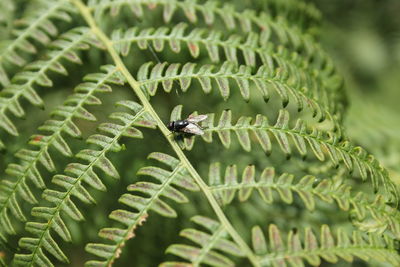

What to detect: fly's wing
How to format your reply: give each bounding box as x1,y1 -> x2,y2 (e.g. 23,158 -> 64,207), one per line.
181,123 -> 204,135
187,114 -> 207,123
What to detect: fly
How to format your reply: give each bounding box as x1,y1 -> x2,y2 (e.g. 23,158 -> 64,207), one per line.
167,114 -> 207,135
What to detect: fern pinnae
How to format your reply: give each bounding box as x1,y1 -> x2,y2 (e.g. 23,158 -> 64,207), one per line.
112,23 -> 332,81
13,100 -> 157,266
0,27 -> 102,146
261,0 -> 322,26
138,61 -> 338,127
175,108 -> 397,201
0,0 -> 76,87
112,24 -> 342,118
0,65 -> 121,241
208,163 -> 400,239
162,216 -> 245,267
252,224 -> 400,266
90,0 -> 319,44
91,0 -> 339,86
85,152 -> 199,266
89,0 -> 299,29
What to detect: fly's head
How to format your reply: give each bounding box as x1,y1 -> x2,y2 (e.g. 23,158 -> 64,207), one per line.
167,121 -> 174,131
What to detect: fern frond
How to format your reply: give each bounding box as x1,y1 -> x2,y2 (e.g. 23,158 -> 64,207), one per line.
0,65 -> 122,239
208,163 -> 400,239
90,0 -> 301,29
90,0 -> 319,41
258,0 -> 322,25
252,224 -> 400,266
172,107 -> 398,202
0,27 -> 103,147
92,0 -> 338,81
138,61 -> 336,124
112,22 -> 336,79
113,24 -> 343,116
0,0 -> 76,87
161,215 -> 244,267
13,100 -> 157,266
85,152 -> 199,266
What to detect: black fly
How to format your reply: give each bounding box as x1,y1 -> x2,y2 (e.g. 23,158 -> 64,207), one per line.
167,114 -> 207,135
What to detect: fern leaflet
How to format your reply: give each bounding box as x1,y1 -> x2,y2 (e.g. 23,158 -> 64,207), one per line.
85,152 -> 199,266
208,163 -> 400,239
170,107 -> 398,202
89,0 -> 328,67
161,216 -> 244,267
137,61 -> 338,126
252,224 -> 400,266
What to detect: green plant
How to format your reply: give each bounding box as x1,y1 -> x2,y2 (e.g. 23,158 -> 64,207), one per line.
0,0 -> 399,266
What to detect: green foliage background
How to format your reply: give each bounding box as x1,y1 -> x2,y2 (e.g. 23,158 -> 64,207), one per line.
314,0 -> 400,185
0,0 -> 399,266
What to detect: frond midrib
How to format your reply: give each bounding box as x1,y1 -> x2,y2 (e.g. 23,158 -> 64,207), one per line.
204,117 -> 393,197
113,25 -> 342,114
73,0 -> 259,265
138,63 -> 338,123
193,225 -> 226,266
209,178 -> 399,232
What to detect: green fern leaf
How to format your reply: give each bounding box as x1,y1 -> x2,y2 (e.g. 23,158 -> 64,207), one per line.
97,0 -> 340,91
252,224 -> 400,266
208,163 -> 400,239
0,65 -> 122,239
0,0 -> 76,87
114,23 -> 344,122
14,100 -> 157,266
161,215 -> 244,267
85,152 -> 199,266
0,27 -> 103,146
0,1 -> 396,266
137,61 -> 336,125
90,0 -> 322,50
258,0 -> 322,25
90,0 -> 321,32
172,107 -> 397,201
112,22 -> 333,80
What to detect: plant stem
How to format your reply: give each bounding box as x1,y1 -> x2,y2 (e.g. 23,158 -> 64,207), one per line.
72,0 -> 260,266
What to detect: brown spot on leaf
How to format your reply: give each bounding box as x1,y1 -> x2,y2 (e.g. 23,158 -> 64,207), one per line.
32,135 -> 44,142
148,3 -> 157,9
188,43 -> 199,55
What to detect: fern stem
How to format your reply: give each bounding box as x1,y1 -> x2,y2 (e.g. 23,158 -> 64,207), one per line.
72,0 -> 260,265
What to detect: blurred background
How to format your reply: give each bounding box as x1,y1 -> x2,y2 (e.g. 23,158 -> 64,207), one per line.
313,0 -> 400,184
